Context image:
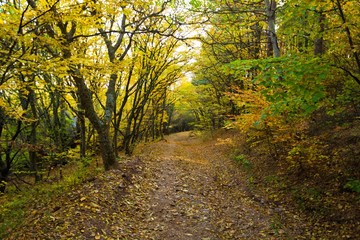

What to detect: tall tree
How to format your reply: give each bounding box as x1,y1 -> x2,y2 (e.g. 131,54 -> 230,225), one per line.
265,0 -> 280,57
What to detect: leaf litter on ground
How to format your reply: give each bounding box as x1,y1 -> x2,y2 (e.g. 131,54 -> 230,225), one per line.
4,131 -> 356,239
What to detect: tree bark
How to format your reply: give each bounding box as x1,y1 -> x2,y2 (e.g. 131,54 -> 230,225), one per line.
265,0 -> 280,58
0,112 -> 23,193
334,0 -> 360,85
97,126 -> 117,170
78,107 -> 86,158
0,107 -> 7,193
27,87 -> 41,182
314,11 -> 325,56
72,74 -> 118,170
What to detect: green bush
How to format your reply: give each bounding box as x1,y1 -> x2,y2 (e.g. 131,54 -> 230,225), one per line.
344,179 -> 360,194
234,154 -> 252,171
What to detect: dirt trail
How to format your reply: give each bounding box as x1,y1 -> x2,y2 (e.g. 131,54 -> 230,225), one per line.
9,131 -> 304,239
131,132 -> 297,239
142,133 -> 218,239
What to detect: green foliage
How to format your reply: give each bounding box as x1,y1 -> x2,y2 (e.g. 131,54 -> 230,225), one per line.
233,153 -> 255,186
325,78 -> 360,116
234,154 -> 252,171
191,78 -> 210,86
344,179 -> 360,194
79,156 -> 93,168
228,55 -> 329,120
0,196 -> 27,236
189,0 -> 201,9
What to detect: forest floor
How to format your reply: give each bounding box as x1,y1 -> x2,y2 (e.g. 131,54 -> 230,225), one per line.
3,131 -> 358,239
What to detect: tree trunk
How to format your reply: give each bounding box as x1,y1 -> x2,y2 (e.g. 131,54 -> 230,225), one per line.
0,125 -> 8,192
51,91 -> 64,150
159,91 -> 166,140
0,164 -> 9,193
114,63 -> 135,151
98,126 -> 117,170
72,74 -> 118,170
78,109 -> 86,158
27,87 -> 41,182
314,11 -> 325,56
335,0 -> 360,85
265,0 -> 280,58
1,146 -> 17,193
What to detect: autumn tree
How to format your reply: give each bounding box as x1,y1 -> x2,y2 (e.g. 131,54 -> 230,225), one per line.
186,0 -> 269,129
121,32 -> 185,154
0,0 -> 186,192
188,0 -> 359,127
0,0 -> 60,191
185,0 -> 359,182
22,0 -> 183,169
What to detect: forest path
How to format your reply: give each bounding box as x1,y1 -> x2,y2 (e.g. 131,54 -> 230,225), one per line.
129,131 -> 294,239
9,132 -> 304,239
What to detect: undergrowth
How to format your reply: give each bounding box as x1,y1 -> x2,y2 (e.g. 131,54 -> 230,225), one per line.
0,158 -> 102,238
230,114 -> 360,238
